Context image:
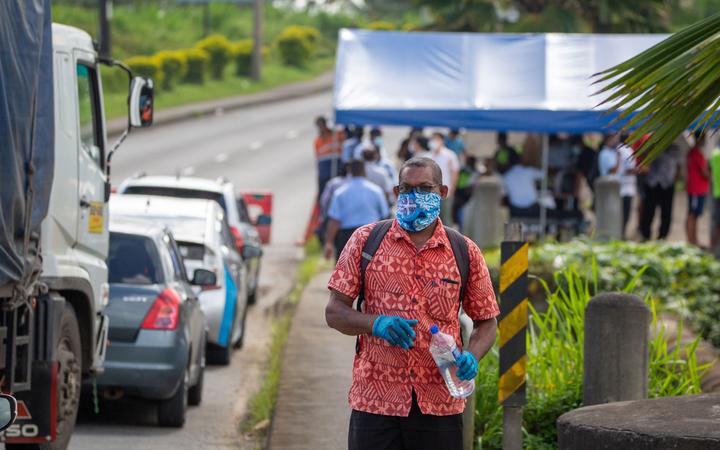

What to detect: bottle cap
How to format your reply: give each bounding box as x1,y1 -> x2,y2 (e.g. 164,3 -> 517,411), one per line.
430,324 -> 439,334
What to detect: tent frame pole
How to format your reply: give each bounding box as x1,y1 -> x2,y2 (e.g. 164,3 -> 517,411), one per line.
539,134 -> 549,239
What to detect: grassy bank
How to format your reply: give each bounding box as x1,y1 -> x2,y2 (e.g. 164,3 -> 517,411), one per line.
103,55 -> 334,120
243,239 -> 322,437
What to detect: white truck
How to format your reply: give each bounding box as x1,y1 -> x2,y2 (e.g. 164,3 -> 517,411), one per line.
0,3 -> 153,448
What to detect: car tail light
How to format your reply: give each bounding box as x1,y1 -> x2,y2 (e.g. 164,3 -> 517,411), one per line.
230,226 -> 245,253
141,288 -> 181,330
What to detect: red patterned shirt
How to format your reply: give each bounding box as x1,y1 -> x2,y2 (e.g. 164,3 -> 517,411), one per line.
328,219 -> 499,416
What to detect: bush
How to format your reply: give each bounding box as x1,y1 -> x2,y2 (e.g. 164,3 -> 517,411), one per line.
100,65 -> 128,93
232,39 -> 254,77
125,55 -> 163,87
181,48 -> 210,84
196,34 -> 233,80
154,50 -> 187,90
276,25 -> 315,67
367,21 -> 397,31
474,266 -> 709,448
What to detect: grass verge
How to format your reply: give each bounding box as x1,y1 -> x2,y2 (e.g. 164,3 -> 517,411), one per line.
242,238 -> 323,437
103,56 -> 335,120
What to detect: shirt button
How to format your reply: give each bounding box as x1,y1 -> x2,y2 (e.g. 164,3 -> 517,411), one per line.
409,368 -> 415,376
411,297 -> 418,304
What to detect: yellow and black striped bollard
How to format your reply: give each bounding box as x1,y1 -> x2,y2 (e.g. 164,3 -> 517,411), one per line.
498,223 -> 528,450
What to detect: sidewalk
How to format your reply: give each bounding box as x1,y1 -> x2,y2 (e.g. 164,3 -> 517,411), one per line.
107,71 -> 334,136
267,270 -> 354,450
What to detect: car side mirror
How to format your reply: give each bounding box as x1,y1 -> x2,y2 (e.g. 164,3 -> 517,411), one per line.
191,269 -> 217,287
0,394 -> 18,432
129,76 -> 154,128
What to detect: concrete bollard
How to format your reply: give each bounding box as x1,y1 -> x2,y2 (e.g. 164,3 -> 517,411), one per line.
464,176 -> 502,248
594,177 -> 622,241
583,293 -> 650,406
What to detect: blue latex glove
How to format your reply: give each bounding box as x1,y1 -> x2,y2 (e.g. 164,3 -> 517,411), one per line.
372,315 -> 418,349
455,351 -> 478,381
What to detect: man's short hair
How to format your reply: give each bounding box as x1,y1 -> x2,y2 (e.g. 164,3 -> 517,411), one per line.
315,116 -> 326,126
431,131 -> 445,140
399,157 -> 443,185
349,160 -> 365,177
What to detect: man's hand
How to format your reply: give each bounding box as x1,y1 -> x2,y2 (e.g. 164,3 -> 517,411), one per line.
324,242 -> 335,260
372,315 -> 418,349
455,351 -> 478,381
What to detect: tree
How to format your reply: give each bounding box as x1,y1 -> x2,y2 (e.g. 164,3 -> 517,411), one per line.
411,0 -> 499,31
596,12 -> 720,162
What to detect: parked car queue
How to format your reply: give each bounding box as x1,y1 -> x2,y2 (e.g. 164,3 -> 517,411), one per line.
91,176 -> 267,428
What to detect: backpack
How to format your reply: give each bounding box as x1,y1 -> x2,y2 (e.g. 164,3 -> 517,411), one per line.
355,219 -> 470,353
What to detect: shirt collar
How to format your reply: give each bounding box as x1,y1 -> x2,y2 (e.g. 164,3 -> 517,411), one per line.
389,218 -> 449,250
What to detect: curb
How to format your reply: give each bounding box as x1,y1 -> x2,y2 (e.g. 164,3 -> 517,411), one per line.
107,70 -> 334,136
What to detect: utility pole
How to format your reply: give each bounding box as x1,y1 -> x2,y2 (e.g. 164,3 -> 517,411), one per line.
98,0 -> 112,57
251,0 -> 263,80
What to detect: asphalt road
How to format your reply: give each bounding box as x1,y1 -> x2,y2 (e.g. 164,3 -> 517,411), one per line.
70,91 -> 335,449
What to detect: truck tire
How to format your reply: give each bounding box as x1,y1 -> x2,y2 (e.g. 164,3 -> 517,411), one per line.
158,368 -> 188,428
7,304 -> 83,450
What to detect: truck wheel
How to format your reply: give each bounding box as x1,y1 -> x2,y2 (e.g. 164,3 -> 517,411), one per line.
7,304 -> 83,450
158,368 -> 188,428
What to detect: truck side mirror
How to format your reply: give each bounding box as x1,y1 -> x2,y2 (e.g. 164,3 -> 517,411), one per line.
129,76 -> 154,128
0,394 -> 18,432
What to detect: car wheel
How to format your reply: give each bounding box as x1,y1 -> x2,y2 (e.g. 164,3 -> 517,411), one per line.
9,303 -> 83,450
248,260 -> 261,305
188,364 -> 204,406
233,300 -> 248,350
158,368 -> 188,427
207,343 -> 231,366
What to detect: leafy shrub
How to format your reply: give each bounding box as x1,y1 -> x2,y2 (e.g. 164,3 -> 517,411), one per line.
474,265 -> 709,448
276,25 -> 316,67
125,55 -> 163,87
154,50 -> 187,90
181,48 -> 210,84
297,25 -> 321,46
100,65 -> 128,93
367,21 -> 397,31
196,34 -> 233,80
232,39 -> 254,77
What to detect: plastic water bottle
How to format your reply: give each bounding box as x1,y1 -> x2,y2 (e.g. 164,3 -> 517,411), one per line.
429,324 -> 475,398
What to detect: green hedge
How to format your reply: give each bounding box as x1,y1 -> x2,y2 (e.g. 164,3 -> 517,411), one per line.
367,21 -> 397,31
196,34 -> 233,80
474,265 -> 708,448
181,48 -> 210,84
125,55 -> 163,87
276,25 -> 318,67
232,39 -> 254,77
155,50 -> 187,90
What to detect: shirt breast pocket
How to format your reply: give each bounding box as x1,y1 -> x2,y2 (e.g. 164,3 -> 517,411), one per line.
424,278 -> 461,322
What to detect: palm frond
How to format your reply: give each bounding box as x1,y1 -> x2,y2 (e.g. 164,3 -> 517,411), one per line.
594,12 -> 720,162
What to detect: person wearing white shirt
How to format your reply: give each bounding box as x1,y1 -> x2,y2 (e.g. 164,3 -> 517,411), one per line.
503,162 -> 544,217
428,132 -> 460,225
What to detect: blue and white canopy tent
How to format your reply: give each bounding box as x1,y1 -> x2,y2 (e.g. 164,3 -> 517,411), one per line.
333,29 -> 668,233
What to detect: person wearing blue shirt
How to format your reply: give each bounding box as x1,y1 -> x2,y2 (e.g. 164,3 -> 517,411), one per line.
445,128 -> 466,156
325,160 -> 390,260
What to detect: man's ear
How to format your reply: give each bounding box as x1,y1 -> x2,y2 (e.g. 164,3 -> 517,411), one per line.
440,185 -> 449,199
393,185 -> 400,197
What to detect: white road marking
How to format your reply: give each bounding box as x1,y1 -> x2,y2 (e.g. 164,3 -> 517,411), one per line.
250,141 -> 264,150
181,166 -> 196,176
285,130 -> 299,139
214,152 -> 228,163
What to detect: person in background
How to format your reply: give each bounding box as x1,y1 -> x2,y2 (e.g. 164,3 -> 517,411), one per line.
428,132 -> 460,225
325,157 -> 498,450
314,116 -> 343,196
445,128 -> 465,156
686,132 -> 710,246
361,147 -> 395,205
492,132 -> 519,175
710,144 -> 720,254
398,127 -> 423,161
453,155 -> 481,231
502,151 -> 544,217
617,138 -> 638,239
574,134 -> 598,193
598,132 -> 621,177
325,160 -> 389,260
342,125 -> 364,163
317,163 -> 350,246
640,141 -> 682,241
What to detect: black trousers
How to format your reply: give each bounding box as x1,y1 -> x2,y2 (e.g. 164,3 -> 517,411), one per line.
334,227 -> 358,260
622,195 -> 633,237
640,184 -> 674,240
348,393 -> 463,450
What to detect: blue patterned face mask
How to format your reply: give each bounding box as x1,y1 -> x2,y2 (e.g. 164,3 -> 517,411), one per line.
396,190 -> 441,232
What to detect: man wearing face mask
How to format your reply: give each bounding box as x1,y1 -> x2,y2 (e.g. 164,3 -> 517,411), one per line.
326,157 -> 499,450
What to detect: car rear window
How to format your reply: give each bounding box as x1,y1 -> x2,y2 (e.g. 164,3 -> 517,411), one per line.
108,233 -> 164,285
177,241 -> 205,261
123,186 -> 227,212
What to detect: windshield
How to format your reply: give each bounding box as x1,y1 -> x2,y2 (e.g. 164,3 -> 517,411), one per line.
123,186 -> 227,212
108,232 -> 164,285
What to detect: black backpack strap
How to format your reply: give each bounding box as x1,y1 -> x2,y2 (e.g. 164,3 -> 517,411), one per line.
444,226 -> 470,307
355,219 -> 393,354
